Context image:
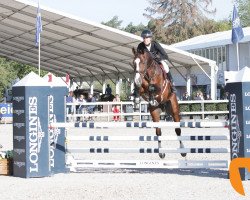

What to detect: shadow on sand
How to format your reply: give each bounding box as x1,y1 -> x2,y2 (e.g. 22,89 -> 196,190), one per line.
75,168 -> 229,179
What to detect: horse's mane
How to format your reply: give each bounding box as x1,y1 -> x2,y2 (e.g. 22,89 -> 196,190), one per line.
137,49 -> 155,66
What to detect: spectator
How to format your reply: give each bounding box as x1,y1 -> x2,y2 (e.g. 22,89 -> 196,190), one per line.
105,84 -> 112,96
112,94 -> 121,122
206,94 -> 212,100
66,91 -> 75,122
86,93 -> 96,121
76,94 -> 86,122
182,92 -> 190,101
199,92 -> 204,100
194,91 -> 204,100
224,92 -> 229,100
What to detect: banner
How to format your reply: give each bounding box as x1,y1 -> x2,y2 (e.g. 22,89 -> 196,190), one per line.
0,103 -> 13,118
231,4 -> 244,44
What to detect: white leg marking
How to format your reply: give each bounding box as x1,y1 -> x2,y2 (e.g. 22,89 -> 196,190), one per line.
134,58 -> 142,86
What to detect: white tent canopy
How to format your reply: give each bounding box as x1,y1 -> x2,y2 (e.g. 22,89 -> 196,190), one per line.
0,0 -> 218,99
172,27 -> 250,51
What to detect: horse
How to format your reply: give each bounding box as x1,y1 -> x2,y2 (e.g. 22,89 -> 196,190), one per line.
100,94 -> 115,102
132,47 -> 186,159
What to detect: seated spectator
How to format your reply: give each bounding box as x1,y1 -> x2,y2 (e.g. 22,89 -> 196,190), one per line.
182,92 -> 190,101
224,92 -> 229,100
194,91 -> 204,100
76,94 -> 86,121
86,93 -> 96,121
66,91 -> 75,122
205,94 -> 212,100
112,94 -> 121,122
105,84 -> 112,96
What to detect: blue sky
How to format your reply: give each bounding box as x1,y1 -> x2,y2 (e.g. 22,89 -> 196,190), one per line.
28,0 -> 234,26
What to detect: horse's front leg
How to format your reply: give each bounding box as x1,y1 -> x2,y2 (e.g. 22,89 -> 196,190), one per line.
133,85 -> 144,111
149,106 -> 165,159
169,93 -> 186,157
148,84 -> 159,107
133,85 -> 141,104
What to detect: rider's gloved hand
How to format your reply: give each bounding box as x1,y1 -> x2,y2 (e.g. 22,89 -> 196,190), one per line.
160,60 -> 169,73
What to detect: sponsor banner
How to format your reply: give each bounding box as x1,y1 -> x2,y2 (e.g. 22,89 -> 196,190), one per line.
13,85 -> 50,178
48,87 -> 68,174
0,103 -> 13,118
227,82 -> 250,180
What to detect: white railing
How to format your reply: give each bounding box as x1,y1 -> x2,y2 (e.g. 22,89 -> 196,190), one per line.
179,99 -> 229,119
66,100 -> 229,122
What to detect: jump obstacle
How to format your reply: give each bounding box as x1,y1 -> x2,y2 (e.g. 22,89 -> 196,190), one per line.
60,120 -> 230,172
51,121 -> 229,128
66,159 -> 229,170
67,135 -> 229,141
12,69 -> 250,180
12,72 -> 250,180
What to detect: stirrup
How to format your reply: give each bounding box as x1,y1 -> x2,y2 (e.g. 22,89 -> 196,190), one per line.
171,85 -> 177,93
169,81 -> 176,93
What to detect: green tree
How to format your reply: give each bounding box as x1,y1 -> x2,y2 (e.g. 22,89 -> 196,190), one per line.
12,62 -> 47,79
101,16 -> 123,29
0,57 -> 18,100
198,19 -> 231,34
144,0 -> 217,44
238,0 -> 250,27
123,22 -> 146,35
0,56 -> 48,100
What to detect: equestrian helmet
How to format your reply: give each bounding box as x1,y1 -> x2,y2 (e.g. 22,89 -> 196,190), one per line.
141,30 -> 153,38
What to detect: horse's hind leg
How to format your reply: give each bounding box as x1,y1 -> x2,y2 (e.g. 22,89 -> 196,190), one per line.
149,106 -> 165,159
169,93 -> 186,157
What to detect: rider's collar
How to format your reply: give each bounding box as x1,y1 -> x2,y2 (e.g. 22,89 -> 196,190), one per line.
146,43 -> 151,51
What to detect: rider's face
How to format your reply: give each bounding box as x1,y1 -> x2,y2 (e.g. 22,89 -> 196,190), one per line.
143,37 -> 152,46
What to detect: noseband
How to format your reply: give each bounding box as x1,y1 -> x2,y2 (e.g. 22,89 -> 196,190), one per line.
135,56 -> 156,82
134,52 -> 168,106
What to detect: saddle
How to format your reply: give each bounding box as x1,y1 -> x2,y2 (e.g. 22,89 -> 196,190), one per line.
159,63 -> 175,93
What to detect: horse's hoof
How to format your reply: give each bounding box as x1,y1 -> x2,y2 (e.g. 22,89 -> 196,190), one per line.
149,100 -> 159,107
179,142 -> 186,157
181,153 -> 187,157
159,153 -> 165,159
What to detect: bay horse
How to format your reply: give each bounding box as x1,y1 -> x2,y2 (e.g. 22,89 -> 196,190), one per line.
132,47 -> 186,159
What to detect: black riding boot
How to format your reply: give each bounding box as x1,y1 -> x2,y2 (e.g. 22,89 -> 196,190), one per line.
167,71 -> 177,93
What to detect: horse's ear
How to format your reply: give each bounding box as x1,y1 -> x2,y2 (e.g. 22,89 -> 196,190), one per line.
138,48 -> 144,55
132,47 -> 136,56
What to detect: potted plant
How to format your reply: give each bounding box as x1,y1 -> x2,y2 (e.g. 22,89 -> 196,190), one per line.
216,102 -> 229,120
204,103 -> 217,119
190,103 -> 201,119
179,103 -> 190,120
0,150 -> 13,176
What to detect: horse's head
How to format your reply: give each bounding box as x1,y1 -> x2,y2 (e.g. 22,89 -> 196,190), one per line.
132,47 -> 170,107
132,47 -> 153,87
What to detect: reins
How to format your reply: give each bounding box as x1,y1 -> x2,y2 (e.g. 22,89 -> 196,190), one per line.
136,54 -> 157,82
134,51 -> 170,105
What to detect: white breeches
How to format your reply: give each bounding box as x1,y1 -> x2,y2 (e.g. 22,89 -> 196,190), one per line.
161,60 -> 169,73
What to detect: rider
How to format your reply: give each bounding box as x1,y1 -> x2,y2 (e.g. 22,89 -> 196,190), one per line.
137,29 -> 176,92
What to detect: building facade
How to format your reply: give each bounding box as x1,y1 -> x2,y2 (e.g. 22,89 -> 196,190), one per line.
172,27 -> 250,99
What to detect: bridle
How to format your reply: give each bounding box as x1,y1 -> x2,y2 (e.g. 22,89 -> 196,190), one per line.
134,51 -> 169,105
134,53 -> 157,82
